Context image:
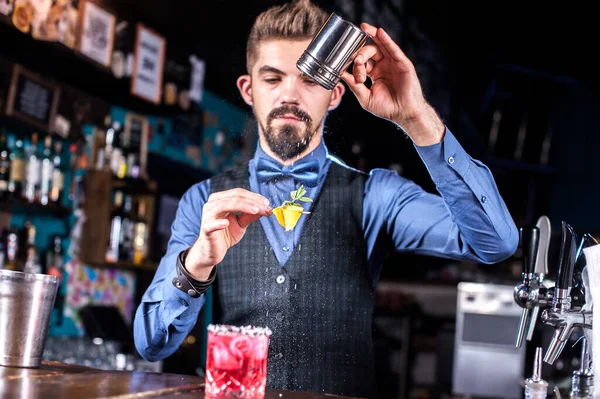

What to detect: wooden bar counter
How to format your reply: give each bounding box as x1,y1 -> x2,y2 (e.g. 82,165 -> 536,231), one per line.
0,361 -> 361,399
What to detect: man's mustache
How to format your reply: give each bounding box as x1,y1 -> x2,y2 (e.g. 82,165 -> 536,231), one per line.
267,106 -> 312,125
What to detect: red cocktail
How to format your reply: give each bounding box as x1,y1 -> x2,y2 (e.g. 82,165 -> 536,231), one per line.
205,324 -> 272,399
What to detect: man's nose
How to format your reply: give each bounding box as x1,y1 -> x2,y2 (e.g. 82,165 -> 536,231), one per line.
280,78 -> 300,105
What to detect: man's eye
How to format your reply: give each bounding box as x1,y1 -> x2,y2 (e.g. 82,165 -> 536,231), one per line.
264,78 -> 280,84
303,78 -> 318,86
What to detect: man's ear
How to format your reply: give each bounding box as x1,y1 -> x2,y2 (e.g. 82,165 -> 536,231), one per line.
236,74 -> 253,106
327,81 -> 346,111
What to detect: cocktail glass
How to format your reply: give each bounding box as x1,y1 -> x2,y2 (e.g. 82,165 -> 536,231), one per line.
205,324 -> 272,399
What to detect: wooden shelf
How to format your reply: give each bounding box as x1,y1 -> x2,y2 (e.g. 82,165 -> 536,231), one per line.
0,196 -> 71,217
79,169 -> 157,268
0,20 -> 187,121
111,175 -> 157,194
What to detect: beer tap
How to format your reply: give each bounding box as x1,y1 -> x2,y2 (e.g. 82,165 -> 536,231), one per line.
514,216 -> 553,347
514,217 -> 597,395
540,221 -> 593,365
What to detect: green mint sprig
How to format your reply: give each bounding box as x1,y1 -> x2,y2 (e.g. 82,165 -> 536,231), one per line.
281,185 -> 313,207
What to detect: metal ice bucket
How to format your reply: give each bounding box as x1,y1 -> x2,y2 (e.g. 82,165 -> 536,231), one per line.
0,270 -> 59,368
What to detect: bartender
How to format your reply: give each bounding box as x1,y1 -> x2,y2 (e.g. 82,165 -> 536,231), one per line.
133,0 -> 519,397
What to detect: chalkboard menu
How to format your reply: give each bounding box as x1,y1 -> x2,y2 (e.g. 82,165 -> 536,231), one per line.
5,64 -> 60,131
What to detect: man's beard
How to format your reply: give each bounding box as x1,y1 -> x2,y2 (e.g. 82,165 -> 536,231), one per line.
259,105 -> 315,161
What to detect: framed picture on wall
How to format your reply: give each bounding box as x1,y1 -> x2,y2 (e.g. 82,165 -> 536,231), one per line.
130,23 -> 166,105
5,64 -> 61,132
77,0 -> 115,67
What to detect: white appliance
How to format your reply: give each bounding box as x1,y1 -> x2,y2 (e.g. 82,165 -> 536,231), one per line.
452,282 -> 526,398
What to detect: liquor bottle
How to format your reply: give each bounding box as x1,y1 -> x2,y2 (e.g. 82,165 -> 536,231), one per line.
0,131 -> 10,197
22,222 -> 41,274
46,235 -> 64,279
119,193 -> 134,262
121,122 -> 141,179
68,143 -> 77,203
106,190 -> 124,263
17,219 -> 31,263
46,235 -> 65,325
95,115 -> 111,170
39,135 -> 54,206
133,198 -> 148,265
107,121 -> 125,178
24,132 -> 41,203
8,138 -> 25,198
4,226 -> 20,271
50,141 -> 64,204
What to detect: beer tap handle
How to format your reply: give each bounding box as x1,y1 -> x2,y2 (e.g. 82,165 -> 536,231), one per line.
534,215 -> 551,277
523,226 -> 540,282
526,215 -> 552,342
554,222 -> 577,308
572,233 -> 599,308
515,225 -> 540,348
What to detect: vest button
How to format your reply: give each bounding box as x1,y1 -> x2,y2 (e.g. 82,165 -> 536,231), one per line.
274,353 -> 283,360
275,313 -> 284,322
276,275 -> 286,284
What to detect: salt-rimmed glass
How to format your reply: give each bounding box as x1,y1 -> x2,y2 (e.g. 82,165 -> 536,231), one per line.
204,324 -> 272,399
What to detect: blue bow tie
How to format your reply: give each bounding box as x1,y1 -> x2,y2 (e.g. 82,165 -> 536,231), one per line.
256,157 -> 320,187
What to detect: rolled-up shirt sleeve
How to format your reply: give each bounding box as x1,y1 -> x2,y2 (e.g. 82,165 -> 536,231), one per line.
133,180 -> 210,361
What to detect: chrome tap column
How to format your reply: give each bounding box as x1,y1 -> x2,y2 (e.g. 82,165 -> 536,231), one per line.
513,216 -> 597,396
514,216 -> 553,348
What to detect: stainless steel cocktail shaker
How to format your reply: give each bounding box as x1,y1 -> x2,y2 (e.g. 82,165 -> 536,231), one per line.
297,13 -> 368,90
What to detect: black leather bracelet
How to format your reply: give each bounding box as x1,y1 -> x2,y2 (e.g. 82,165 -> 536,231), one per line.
172,249 -> 217,298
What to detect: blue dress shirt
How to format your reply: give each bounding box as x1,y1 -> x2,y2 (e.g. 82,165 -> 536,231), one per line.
133,127 -> 519,361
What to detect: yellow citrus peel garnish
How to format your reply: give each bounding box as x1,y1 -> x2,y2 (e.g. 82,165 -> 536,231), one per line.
272,185 -> 312,231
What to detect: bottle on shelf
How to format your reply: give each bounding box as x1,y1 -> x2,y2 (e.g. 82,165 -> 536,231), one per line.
50,141 -> 64,204
133,198 -> 148,265
46,235 -> 64,280
121,121 -> 141,179
0,131 -> 10,197
39,135 -> 54,206
24,132 -> 41,203
22,222 -> 41,274
118,193 -> 134,262
4,226 -> 20,271
95,115 -> 111,170
106,190 -> 124,263
46,235 -> 65,325
107,121 -> 126,179
68,143 -> 77,203
8,138 -> 25,198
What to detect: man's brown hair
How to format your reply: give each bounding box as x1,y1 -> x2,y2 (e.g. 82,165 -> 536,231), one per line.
246,0 -> 329,72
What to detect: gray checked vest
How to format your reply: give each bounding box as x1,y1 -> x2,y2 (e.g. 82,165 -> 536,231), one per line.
210,161 -> 377,399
